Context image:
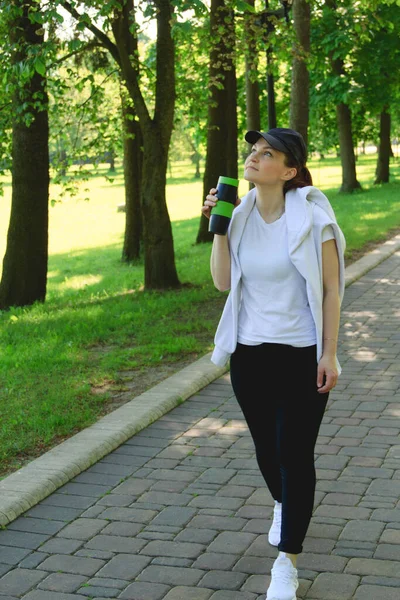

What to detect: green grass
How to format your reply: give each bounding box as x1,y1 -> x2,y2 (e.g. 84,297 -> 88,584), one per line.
0,152 -> 400,476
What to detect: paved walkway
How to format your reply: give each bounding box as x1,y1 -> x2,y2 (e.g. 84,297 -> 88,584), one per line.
0,250 -> 399,600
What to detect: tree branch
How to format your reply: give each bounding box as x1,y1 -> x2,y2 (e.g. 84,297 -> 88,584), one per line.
59,1 -> 121,67
111,1 -> 151,129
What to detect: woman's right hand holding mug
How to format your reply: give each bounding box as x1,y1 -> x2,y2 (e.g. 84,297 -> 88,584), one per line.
201,188 -> 241,220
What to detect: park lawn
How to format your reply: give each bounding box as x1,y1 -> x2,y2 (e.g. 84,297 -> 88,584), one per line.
0,153 -> 400,477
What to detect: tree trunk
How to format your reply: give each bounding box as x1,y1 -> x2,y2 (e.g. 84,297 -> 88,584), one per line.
112,0 -> 180,288
289,0 -> 310,146
375,107 -> 391,184
0,1 -> 49,310
121,94 -> 143,262
197,0 -> 238,244
336,102 -> 361,192
245,0 -> 261,134
108,151 -> 116,172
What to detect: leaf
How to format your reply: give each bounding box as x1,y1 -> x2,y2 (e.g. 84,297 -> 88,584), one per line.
34,57 -> 46,76
235,0 -> 256,13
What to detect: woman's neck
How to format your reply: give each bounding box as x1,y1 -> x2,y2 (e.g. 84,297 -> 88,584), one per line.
254,184 -> 285,222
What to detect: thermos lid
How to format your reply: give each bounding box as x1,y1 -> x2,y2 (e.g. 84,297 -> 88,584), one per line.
218,175 -> 239,187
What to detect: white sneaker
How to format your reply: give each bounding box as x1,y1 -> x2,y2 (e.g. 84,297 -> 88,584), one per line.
268,501 -> 282,546
266,553 -> 299,600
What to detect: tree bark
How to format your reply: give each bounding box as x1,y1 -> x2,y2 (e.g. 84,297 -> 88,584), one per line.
245,0 -> 261,134
197,0 -> 238,244
112,0 -> 180,288
336,101 -> 361,192
375,107 -> 391,184
0,1 -> 49,309
121,93 -> 143,262
289,0 -> 310,146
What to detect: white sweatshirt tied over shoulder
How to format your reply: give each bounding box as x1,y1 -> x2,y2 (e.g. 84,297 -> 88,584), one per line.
210,185 -> 346,373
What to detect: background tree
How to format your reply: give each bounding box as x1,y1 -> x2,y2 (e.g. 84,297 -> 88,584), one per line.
0,0 -> 50,309
60,0 -> 183,289
197,0 -> 238,244
289,0 -> 310,146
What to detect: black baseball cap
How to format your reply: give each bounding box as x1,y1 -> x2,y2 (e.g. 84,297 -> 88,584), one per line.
245,128 -> 307,166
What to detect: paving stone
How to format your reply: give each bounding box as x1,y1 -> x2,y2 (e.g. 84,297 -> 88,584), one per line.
163,587 -> 214,600
374,543 -> 400,561
99,507 -> 158,523
207,532 -> 256,555
23,592 -> 87,600
40,538 -> 84,554
139,492 -> 192,507
39,554 -> 105,576
19,552 -> 48,569
39,493 -> 95,509
0,547 -> 31,565
87,577 -> 129,589
38,573 -> 88,592
85,535 -> 147,553
26,505 -> 84,522
77,586 -> 118,598
315,455 -> 349,470
353,585 -> 400,599
7,517 -> 65,536
241,574 -> 269,594
380,529 -> 400,543
119,581 -> 171,600
189,495 -> 243,510
151,506 -> 197,527
307,523 -> 343,540
57,518 -> 109,540
75,549 -> 114,560
80,505 -> 107,518
58,482 -> 113,496
233,556 -> 270,574
196,469 -> 236,485
150,480 -> 189,493
339,520 -> 385,542
138,532 -> 175,541
140,540 -> 205,559
101,521 -> 143,537
187,515 -> 246,532
148,469 -> 198,482
0,569 -> 47,596
0,530 -> 50,550
342,466 -> 394,479
210,591 -> 257,600
151,557 -> 193,568
73,472 -> 125,486
307,572 -> 360,599
333,548 -> 373,559
367,479 -> 400,496
297,553 -> 347,573
314,505 -> 371,520
198,570 -> 247,590
175,529 -> 218,545
193,552 -> 239,571
361,575 -> 400,587
95,554 -> 151,580
236,505 -> 270,519
371,509 -> 400,523
345,557 -> 400,577
137,565 -> 205,586
321,493 -> 361,506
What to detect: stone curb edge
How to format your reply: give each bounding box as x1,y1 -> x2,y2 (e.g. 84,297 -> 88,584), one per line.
0,232 -> 399,526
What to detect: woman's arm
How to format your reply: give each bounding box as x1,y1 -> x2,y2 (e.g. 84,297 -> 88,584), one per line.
210,234 -> 231,291
202,188 -> 233,292
317,238 -> 340,393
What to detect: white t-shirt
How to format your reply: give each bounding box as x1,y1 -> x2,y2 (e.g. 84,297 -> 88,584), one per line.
237,204 -> 334,347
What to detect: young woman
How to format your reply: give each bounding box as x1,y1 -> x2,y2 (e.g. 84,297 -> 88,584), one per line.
202,128 -> 345,600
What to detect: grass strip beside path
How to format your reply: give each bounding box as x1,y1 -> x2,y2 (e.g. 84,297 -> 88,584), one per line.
0,154 -> 399,477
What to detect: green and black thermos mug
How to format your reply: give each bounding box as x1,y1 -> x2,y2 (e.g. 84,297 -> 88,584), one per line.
209,175 -> 239,236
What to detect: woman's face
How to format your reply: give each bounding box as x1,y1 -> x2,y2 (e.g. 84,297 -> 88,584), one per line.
244,138 -> 297,186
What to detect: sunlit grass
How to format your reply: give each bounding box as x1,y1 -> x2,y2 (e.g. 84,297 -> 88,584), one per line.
0,152 -> 399,476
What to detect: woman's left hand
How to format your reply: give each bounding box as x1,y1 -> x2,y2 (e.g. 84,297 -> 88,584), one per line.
317,355 -> 338,393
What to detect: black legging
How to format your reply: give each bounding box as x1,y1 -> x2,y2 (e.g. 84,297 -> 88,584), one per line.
230,342 -> 329,554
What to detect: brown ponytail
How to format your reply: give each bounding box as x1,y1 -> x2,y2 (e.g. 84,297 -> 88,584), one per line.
283,163 -> 313,195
